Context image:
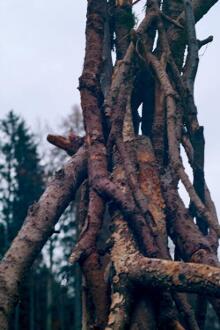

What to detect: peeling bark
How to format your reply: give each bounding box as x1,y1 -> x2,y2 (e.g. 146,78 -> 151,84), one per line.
0,0 -> 220,329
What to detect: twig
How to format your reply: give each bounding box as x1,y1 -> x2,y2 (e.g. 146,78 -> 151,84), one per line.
198,35 -> 213,49
132,0 -> 142,6
161,12 -> 184,29
47,134 -> 84,156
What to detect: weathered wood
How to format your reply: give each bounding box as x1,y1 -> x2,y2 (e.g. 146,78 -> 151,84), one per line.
0,0 -> 219,329
0,147 -> 87,330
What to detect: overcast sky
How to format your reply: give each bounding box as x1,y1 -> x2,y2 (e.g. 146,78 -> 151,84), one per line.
0,1 -> 219,213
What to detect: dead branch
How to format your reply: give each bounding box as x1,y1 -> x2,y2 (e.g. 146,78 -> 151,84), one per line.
161,12 -> 184,30
0,146 -> 87,330
111,216 -> 220,299
198,35 -> 213,48
143,48 -> 220,237
47,134 -> 84,155
69,190 -> 104,264
183,0 -> 199,93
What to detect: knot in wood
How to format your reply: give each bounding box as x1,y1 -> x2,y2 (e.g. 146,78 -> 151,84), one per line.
87,13 -> 104,32
28,202 -> 40,216
55,168 -> 65,179
78,72 -> 101,95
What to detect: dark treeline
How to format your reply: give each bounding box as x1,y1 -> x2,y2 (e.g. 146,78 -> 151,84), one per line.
0,110 -> 83,330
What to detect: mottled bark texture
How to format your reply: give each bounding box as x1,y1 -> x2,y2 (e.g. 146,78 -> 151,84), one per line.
0,147 -> 87,330
0,0 -> 220,329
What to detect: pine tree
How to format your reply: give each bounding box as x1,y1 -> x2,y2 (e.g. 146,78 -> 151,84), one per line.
0,111 -> 45,329
0,111 -> 44,255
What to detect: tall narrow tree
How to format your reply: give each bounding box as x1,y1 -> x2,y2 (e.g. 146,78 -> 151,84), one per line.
0,111 -> 45,329
0,111 -> 44,250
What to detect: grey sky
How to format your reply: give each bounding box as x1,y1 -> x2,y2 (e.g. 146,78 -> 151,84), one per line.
0,0 -> 87,126
0,1 -> 220,213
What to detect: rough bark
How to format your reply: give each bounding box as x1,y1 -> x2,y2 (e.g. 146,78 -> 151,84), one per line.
0,147 -> 87,330
0,0 -> 220,329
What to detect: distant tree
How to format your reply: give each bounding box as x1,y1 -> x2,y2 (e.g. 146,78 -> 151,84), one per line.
0,111 -> 45,329
0,111 -> 44,255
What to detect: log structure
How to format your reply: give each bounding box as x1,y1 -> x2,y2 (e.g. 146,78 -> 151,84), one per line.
0,0 -> 220,329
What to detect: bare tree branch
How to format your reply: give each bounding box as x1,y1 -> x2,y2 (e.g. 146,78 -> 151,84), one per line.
0,147 -> 87,330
